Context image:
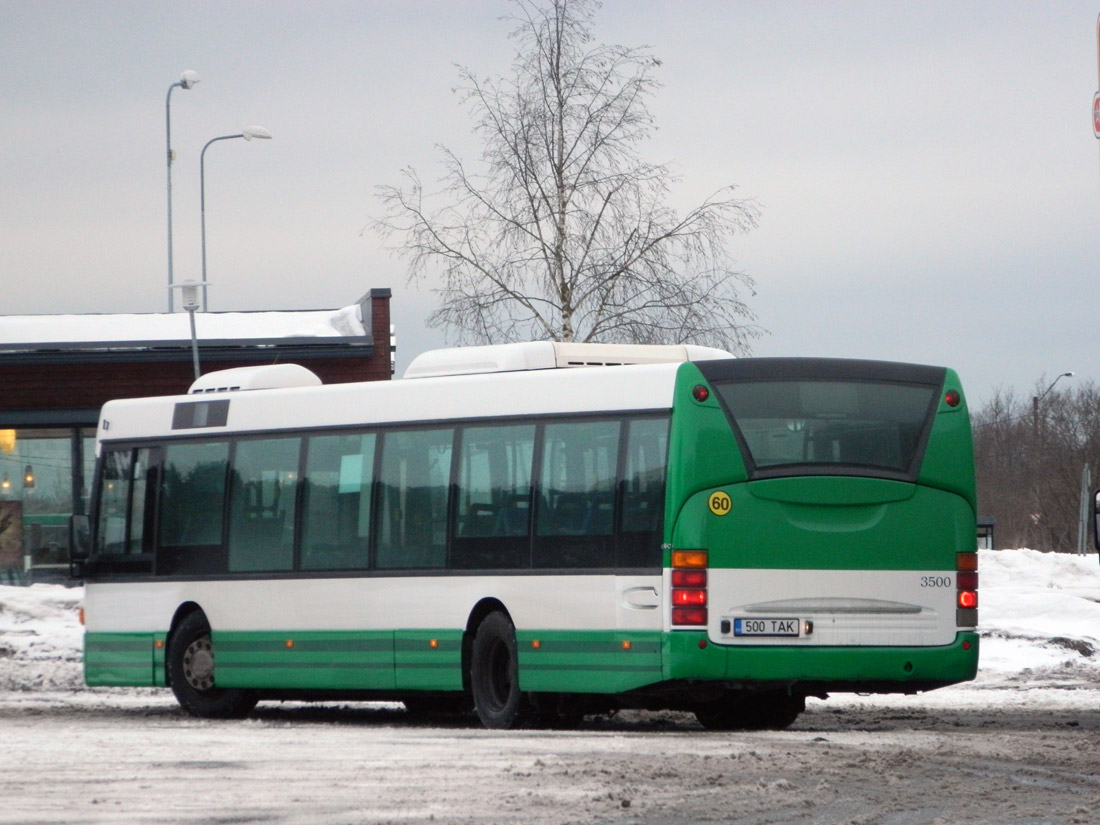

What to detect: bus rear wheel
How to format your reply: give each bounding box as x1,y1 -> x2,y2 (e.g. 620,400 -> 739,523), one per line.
167,611 -> 258,719
694,692 -> 805,731
470,611 -> 529,729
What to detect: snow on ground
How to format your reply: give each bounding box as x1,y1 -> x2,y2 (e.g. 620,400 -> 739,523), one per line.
1,548 -> 1099,700
4,550 -> 1096,825
0,582 -> 83,692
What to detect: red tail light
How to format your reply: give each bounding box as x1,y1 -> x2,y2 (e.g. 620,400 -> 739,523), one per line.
672,607 -> 708,626
956,552 -> 978,626
672,588 -> 707,606
956,571 -> 978,591
958,590 -> 978,609
671,569 -> 706,587
672,550 -> 708,627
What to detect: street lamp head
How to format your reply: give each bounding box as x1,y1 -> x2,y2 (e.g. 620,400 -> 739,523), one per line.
241,125 -> 273,141
179,70 -> 201,89
170,279 -> 210,313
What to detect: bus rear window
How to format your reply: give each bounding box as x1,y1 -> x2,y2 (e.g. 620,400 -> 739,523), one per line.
712,379 -> 938,479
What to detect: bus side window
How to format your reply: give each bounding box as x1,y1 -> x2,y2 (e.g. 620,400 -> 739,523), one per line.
158,441 -> 229,575
452,423 -> 535,570
376,428 -> 453,570
301,432 -> 375,571
618,416 -> 669,569
96,450 -> 133,556
227,437 -> 301,573
534,419 -> 619,569
91,447 -> 159,575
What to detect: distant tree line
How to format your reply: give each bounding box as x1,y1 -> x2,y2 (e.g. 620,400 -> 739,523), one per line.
972,379 -> 1100,552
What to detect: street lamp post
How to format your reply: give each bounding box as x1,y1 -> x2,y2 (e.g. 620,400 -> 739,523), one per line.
165,70 -> 200,313
199,126 -> 273,311
1032,371 -> 1075,435
170,281 -> 205,380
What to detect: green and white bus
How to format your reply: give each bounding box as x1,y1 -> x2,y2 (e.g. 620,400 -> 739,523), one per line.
72,342 -> 979,729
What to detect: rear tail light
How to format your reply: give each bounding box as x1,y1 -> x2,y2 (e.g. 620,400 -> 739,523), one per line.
671,550 -> 708,627
956,552 -> 978,626
671,569 -> 706,587
671,607 -> 708,626
672,588 -> 707,606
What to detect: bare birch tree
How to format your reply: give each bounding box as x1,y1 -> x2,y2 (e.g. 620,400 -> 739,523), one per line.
373,0 -> 761,351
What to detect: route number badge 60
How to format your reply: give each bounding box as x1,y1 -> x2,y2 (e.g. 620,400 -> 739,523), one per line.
708,491 -> 731,516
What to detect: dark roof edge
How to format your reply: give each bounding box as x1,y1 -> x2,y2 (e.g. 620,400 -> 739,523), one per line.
0,339 -> 375,366
0,409 -> 99,427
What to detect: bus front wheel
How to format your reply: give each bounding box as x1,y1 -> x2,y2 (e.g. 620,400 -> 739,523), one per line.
167,611 -> 258,719
470,611 -> 529,729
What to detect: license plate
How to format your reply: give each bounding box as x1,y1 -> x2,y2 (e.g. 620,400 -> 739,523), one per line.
733,618 -> 800,637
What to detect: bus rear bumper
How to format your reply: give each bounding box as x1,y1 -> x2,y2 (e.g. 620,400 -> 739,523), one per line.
664,631 -> 980,694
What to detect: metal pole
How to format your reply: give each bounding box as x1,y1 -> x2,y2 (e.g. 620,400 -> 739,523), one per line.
1079,464 -> 1092,556
166,82 -> 181,313
187,307 -> 201,380
165,72 -> 199,312
200,134 -> 244,313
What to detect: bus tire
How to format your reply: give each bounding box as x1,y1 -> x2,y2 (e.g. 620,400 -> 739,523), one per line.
167,611 -> 258,719
470,611 -> 528,729
694,692 -> 804,731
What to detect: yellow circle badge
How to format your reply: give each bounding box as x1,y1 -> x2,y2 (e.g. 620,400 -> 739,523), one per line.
708,491 -> 732,516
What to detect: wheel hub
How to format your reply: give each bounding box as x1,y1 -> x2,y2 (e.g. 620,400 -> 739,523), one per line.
182,636 -> 215,691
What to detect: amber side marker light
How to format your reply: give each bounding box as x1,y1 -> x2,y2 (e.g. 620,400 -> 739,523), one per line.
671,550 -> 708,569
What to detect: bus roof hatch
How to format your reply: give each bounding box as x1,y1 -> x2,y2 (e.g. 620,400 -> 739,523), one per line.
403,341 -> 734,379
188,363 -> 322,394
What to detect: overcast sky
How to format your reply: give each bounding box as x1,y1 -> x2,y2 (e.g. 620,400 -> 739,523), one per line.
3,1 -> 1098,405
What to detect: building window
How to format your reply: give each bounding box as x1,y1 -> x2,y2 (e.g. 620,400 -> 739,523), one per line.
0,427 -> 95,585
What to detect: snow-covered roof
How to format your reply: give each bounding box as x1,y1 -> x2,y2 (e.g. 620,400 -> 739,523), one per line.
0,305 -> 368,350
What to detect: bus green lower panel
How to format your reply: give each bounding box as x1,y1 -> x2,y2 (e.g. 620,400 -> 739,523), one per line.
85,633 -> 156,686
212,631 -> 396,691
395,631 -> 464,691
516,631 -> 664,693
665,632 -> 980,687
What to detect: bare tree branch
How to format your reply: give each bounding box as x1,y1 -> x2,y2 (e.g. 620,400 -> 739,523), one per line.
373,0 -> 762,351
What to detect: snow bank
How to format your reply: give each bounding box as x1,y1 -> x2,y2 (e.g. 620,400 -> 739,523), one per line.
1,549 -> 1098,694
0,583 -> 83,691
977,548 -> 1100,681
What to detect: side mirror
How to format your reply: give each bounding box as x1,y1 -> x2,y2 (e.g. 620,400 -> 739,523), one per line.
69,514 -> 91,578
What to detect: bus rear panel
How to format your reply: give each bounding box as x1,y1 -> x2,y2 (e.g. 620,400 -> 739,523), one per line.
663,357 -> 978,695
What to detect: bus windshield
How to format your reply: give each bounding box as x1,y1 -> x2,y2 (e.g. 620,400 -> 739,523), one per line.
700,359 -> 945,481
